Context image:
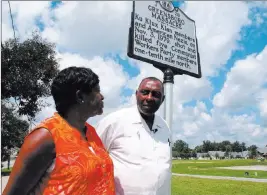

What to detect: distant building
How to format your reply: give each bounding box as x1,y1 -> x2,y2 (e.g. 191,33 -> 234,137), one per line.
229,151 -> 249,159
196,151 -> 249,160
208,151 -> 225,159
196,153 -> 209,160
257,147 -> 267,159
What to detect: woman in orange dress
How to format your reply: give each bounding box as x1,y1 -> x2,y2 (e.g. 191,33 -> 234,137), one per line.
3,66 -> 115,195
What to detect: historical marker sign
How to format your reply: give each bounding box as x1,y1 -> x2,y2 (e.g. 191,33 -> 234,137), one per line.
127,1 -> 201,78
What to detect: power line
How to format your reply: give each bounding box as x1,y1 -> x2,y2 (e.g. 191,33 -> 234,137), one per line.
8,1 -> 16,40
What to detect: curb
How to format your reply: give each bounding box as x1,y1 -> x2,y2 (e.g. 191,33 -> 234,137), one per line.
172,173 -> 267,183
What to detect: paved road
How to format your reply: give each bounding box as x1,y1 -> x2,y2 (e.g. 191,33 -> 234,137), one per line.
2,160 -> 15,169
2,173 -> 267,192
1,160 -> 15,192
172,173 -> 267,183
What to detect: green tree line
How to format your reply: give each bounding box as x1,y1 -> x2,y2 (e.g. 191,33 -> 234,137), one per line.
172,140 -> 258,159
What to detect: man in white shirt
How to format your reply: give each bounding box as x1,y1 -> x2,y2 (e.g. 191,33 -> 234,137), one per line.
96,77 -> 172,195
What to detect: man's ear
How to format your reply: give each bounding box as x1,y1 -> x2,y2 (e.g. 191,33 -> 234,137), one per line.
76,90 -> 84,104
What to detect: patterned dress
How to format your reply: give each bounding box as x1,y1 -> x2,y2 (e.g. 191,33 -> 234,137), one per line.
29,113 -> 115,195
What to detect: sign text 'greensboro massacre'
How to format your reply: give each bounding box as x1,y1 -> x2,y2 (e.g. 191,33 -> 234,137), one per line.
130,1 -> 200,77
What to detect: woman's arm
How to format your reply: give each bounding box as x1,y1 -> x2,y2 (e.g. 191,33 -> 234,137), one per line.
3,128 -> 55,195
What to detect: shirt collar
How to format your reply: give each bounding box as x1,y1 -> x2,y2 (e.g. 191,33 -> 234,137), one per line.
130,105 -> 162,129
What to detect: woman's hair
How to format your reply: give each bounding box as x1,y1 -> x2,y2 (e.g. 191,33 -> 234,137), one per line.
51,66 -> 99,116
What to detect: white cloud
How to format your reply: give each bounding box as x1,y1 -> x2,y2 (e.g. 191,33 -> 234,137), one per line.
213,46 -> 267,111
33,97 -> 56,124
127,61 -> 163,91
57,52 -> 130,110
2,1 -> 51,41
2,1 -> 16,41
40,0 -> 251,76
249,1 -> 267,9
259,99 -> 267,118
255,13 -> 264,26
2,1 -> 266,148
42,1 -> 132,57
172,102 -> 267,148
1,23 -> 14,41
172,76 -> 212,104
257,90 -> 267,126
184,1 -> 251,77
33,52 -> 130,124
41,27 -> 60,43
183,122 -> 199,136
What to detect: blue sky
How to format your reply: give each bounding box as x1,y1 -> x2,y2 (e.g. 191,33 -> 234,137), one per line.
2,1 -> 267,147
110,1 -> 267,122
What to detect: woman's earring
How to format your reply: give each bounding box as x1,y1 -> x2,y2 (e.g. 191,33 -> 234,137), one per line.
81,100 -> 84,103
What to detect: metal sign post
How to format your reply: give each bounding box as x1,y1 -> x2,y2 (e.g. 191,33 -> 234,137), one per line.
152,65 -> 179,133
163,68 -> 174,131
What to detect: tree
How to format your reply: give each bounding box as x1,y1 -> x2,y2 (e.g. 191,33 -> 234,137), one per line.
248,145 -> 258,159
173,140 -> 190,159
224,150 -> 229,158
194,145 -> 203,153
220,140 -> 231,151
191,150 -> 197,158
232,141 -> 242,152
225,145 -> 232,158
1,32 -> 59,119
241,142 -> 247,151
172,150 -> 179,158
182,147 -> 191,159
1,103 -> 29,169
212,142 -> 220,151
1,32 -> 59,168
173,140 -> 188,153
202,140 -> 213,152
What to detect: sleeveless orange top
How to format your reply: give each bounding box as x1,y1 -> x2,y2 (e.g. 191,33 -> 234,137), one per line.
31,113 -> 115,195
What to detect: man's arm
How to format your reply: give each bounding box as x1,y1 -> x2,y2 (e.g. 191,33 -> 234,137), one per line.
3,128 -> 55,195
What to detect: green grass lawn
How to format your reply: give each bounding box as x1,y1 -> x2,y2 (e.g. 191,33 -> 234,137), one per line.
172,176 -> 267,195
172,159 -> 267,179
1,168 -> 12,173
1,167 -> 12,176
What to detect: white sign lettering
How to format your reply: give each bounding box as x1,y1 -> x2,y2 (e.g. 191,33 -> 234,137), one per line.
131,1 -> 200,76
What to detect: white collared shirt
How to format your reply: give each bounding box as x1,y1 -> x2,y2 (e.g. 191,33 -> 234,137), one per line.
96,106 -> 172,195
